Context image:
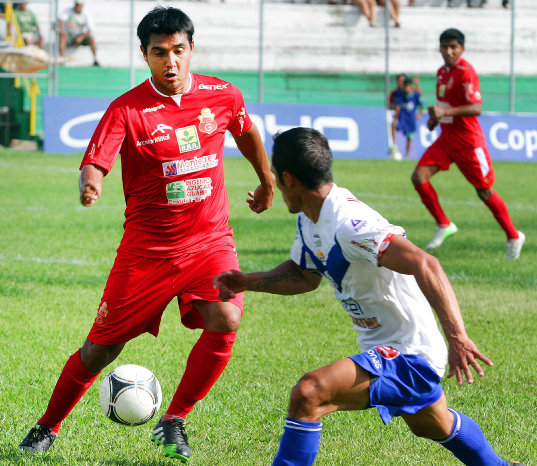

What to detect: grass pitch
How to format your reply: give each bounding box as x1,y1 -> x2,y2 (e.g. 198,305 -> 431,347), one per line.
0,150 -> 535,465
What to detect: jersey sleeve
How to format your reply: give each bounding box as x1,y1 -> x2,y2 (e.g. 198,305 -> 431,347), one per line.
226,84 -> 252,137
338,218 -> 406,266
79,100 -> 126,174
460,66 -> 482,104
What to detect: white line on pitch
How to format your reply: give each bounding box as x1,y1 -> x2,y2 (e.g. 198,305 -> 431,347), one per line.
0,253 -> 97,266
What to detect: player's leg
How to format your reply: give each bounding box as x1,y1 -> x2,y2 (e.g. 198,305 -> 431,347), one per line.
273,357 -> 371,466
454,146 -> 524,259
153,244 -> 243,461
402,393 -> 513,465
412,143 -> 458,249
20,253 -> 174,452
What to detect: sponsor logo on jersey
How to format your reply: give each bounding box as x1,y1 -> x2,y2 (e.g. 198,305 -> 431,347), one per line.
143,103 -> 165,113
137,134 -> 171,146
198,83 -> 229,91
315,250 -> 326,261
175,125 -> 201,153
162,153 -> 218,177
355,317 -> 381,330
376,346 -> 400,359
198,108 -> 218,135
165,177 -> 213,204
439,84 -> 446,97
341,298 -> 365,317
351,219 -> 367,232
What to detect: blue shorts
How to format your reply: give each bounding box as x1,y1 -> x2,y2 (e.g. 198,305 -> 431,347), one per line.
349,347 -> 443,425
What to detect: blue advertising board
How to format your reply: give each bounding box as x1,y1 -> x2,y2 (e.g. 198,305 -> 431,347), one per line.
43,96 -> 537,162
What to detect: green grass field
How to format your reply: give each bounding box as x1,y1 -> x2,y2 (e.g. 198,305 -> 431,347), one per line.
0,150 -> 536,465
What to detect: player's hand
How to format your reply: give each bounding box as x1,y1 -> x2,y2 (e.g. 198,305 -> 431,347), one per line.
427,116 -> 438,131
79,180 -> 101,206
213,270 -> 248,301
446,336 -> 493,386
246,183 -> 274,214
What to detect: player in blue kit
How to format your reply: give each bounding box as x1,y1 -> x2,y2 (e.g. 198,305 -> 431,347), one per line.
392,77 -> 424,159
214,127 -> 524,466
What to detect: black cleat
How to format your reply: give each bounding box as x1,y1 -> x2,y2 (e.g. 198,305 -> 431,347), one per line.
151,417 -> 191,462
19,425 -> 57,453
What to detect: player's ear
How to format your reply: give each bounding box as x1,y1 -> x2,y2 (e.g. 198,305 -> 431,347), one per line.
190,40 -> 195,55
282,171 -> 296,188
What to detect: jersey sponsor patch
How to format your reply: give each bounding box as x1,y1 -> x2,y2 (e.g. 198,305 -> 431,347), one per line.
175,125 -> 201,153
351,219 -> 367,232
376,346 -> 400,359
162,154 -> 219,177
198,108 -> 217,135
198,83 -> 229,91
143,103 -> 165,113
237,107 -> 246,133
165,177 -> 213,204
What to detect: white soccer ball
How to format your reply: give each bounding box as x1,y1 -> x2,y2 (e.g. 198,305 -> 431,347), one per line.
99,364 -> 162,426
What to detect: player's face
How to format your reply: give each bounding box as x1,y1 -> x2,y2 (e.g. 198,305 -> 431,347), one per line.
272,166 -> 301,214
142,32 -> 194,96
439,39 -> 464,67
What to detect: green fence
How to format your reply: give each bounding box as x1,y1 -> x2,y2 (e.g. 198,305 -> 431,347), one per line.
18,67 -> 537,138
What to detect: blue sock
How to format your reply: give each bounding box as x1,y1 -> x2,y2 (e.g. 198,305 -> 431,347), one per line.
272,417 -> 322,466
436,409 -> 507,466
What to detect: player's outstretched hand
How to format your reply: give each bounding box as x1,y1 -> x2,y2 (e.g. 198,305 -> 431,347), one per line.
247,183 -> 274,213
446,336 -> 493,386
213,270 -> 248,301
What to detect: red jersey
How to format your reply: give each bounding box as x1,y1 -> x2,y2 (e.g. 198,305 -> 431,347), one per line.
435,57 -> 486,148
80,74 -> 252,258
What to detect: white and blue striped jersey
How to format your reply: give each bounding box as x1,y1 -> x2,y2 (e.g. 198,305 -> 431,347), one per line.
290,184 -> 448,376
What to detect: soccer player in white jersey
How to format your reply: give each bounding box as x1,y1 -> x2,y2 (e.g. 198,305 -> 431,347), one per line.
214,127 -> 524,465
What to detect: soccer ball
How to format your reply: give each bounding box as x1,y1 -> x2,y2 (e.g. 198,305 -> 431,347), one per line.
99,364 -> 162,426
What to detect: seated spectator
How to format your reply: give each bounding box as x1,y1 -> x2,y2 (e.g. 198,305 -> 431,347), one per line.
353,0 -> 377,27
376,0 -> 401,27
59,0 -> 99,66
14,2 -> 43,49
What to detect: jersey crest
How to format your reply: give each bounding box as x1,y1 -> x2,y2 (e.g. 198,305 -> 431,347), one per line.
198,108 -> 218,135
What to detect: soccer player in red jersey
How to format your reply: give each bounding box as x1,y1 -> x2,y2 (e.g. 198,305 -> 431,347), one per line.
411,28 -> 525,260
19,7 -> 275,461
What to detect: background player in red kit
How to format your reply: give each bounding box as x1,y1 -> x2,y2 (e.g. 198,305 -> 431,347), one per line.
19,6 -> 275,462
411,28 -> 525,260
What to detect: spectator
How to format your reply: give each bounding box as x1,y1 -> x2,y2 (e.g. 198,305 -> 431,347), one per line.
14,2 -> 43,49
376,0 -> 401,27
391,77 -> 424,159
353,0 -> 377,27
59,0 -> 99,66
389,73 -> 421,110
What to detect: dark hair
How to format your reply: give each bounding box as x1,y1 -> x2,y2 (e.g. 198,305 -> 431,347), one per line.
403,78 -> 413,86
439,28 -> 465,46
137,7 -> 195,52
272,127 -> 333,190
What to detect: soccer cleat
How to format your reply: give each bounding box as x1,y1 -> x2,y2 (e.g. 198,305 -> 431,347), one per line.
425,222 -> 458,250
507,462 -> 525,465
19,425 -> 57,453
152,417 -> 191,462
505,231 -> 525,260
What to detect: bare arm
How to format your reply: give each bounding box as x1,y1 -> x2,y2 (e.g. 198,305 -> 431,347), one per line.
379,235 -> 493,385
79,163 -> 106,206
233,124 -> 275,213
213,260 -> 322,301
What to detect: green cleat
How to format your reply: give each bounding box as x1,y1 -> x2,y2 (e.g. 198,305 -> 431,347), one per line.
151,417 -> 191,462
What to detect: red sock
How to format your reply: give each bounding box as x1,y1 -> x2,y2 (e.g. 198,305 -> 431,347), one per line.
166,330 -> 237,419
414,181 -> 450,226
484,191 -> 518,240
38,349 -> 101,434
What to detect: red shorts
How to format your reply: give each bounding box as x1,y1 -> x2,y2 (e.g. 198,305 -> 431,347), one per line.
87,240 -> 243,345
418,137 -> 495,189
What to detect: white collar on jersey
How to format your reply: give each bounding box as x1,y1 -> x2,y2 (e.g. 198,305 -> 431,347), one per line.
149,72 -> 192,99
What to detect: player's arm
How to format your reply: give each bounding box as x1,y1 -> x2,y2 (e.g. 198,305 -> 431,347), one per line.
233,124 -> 275,214
378,234 -> 493,385
79,163 -> 106,207
429,102 -> 482,120
214,260 -> 322,301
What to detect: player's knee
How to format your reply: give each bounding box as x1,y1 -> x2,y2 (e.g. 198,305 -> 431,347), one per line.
476,188 -> 492,202
410,170 -> 423,185
289,373 -> 327,414
215,308 -> 242,332
80,340 -> 124,372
